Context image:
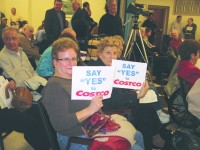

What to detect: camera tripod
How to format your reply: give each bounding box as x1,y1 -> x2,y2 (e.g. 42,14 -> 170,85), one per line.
123,15 -> 153,81
123,15 -> 148,63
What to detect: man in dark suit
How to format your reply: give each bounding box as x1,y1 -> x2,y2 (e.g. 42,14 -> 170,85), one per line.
71,0 -> 90,52
44,0 -> 66,45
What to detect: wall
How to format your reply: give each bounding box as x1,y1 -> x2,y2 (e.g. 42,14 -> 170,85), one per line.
136,0 -> 200,40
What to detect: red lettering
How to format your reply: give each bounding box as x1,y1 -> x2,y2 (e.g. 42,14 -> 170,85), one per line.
114,79 -> 142,87
76,90 -> 109,97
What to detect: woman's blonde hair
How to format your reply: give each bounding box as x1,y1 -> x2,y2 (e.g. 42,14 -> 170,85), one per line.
97,36 -> 121,54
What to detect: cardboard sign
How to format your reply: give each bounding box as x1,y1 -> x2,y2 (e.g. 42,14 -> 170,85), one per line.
71,66 -> 115,100
112,59 -> 147,90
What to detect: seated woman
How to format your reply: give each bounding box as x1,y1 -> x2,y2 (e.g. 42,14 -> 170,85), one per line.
87,36 -> 165,150
0,79 -> 50,150
177,39 -> 200,87
41,37 -> 144,150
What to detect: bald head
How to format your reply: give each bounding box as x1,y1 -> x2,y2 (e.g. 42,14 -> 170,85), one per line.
171,29 -> 180,40
62,28 -> 76,39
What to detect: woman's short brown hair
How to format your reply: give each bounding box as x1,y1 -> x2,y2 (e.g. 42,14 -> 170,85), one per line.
52,37 -> 79,60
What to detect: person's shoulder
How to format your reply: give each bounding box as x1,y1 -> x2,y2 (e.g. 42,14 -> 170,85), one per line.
46,8 -> 55,14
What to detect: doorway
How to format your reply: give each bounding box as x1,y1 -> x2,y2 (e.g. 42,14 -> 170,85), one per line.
148,5 -> 170,50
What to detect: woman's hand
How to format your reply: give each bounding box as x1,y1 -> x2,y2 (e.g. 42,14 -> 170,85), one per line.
88,95 -> 103,115
137,82 -> 149,99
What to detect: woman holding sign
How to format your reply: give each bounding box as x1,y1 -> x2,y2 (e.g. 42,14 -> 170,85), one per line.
42,37 -> 144,150
87,36 -> 165,150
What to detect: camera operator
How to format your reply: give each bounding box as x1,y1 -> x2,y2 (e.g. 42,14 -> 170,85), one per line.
142,13 -> 157,44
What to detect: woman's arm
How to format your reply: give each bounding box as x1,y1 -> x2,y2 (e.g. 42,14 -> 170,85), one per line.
76,95 -> 103,122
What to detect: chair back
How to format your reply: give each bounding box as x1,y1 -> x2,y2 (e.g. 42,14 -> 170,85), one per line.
33,100 -> 60,150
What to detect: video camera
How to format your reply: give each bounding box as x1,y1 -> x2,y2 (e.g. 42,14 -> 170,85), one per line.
126,1 -> 149,16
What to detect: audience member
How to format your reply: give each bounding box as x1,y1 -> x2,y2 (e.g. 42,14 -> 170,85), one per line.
37,20 -> 45,31
0,27 -> 46,90
177,39 -> 200,87
142,13 -> 157,44
115,35 -> 169,123
0,12 -> 5,24
170,15 -> 183,38
18,20 -> 28,31
169,29 -> 183,52
36,28 -> 77,77
98,0 -> 123,37
10,7 -> 22,22
42,37 -> 144,150
44,0 -> 66,45
18,24 -> 40,69
71,0 -> 90,51
83,2 -> 98,35
183,18 -> 197,40
0,80 -> 50,150
10,21 -> 16,26
0,17 -> 8,49
87,36 -> 165,150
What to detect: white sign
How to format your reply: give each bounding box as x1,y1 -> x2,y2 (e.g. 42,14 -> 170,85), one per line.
71,66 -> 115,100
112,59 -> 147,90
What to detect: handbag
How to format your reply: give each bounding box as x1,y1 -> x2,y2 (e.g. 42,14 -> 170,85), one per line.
6,87 -> 33,112
82,111 -> 121,137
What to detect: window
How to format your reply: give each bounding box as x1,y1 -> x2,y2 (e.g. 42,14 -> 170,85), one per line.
174,0 -> 200,15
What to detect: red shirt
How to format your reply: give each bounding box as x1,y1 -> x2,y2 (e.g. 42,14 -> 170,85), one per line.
169,38 -> 182,51
177,60 -> 200,86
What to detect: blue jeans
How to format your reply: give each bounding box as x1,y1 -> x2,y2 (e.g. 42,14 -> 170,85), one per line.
57,130 -> 144,150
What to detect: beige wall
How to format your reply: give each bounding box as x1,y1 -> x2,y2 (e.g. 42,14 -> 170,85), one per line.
0,0 -> 199,39
137,0 -> 200,39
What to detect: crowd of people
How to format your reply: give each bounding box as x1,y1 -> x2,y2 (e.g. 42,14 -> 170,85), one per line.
0,0 -> 200,150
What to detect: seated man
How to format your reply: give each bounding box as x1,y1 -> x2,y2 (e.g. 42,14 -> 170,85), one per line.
0,26 -> 46,90
169,29 -> 183,53
0,79 -> 50,150
18,24 -> 40,69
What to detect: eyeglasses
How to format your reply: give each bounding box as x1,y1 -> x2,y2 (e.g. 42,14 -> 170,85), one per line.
4,37 -> 18,42
56,57 -> 78,62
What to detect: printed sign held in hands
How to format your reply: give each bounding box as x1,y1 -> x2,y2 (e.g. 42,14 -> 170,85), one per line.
71,66 -> 115,100
112,60 -> 147,90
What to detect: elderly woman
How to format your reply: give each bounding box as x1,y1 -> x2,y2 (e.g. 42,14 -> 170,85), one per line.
42,38 -> 103,149
87,36 -> 165,150
42,37 -> 144,150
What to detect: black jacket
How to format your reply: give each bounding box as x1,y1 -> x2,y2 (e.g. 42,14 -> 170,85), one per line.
44,8 -> 66,45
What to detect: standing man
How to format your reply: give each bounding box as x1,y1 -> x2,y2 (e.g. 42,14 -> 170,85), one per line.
0,12 -> 5,24
170,15 -> 183,38
183,18 -> 197,39
44,0 -> 66,45
0,17 -> 8,49
142,13 -> 157,44
98,0 -> 123,37
71,0 -> 90,52
10,7 -> 22,22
